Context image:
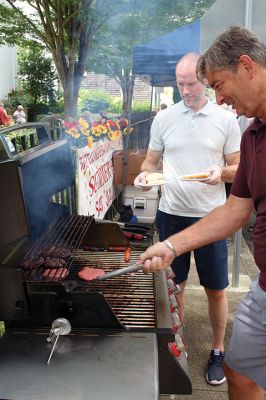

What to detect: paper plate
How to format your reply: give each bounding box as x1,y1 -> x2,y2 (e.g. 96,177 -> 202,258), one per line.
139,179 -> 168,187
178,176 -> 210,182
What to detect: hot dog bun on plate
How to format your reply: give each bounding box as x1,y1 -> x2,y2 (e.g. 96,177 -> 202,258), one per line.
181,171 -> 211,180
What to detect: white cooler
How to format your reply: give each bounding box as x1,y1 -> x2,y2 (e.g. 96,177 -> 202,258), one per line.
123,185 -> 160,224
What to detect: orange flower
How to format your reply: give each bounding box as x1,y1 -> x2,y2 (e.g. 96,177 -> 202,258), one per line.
87,136 -> 93,148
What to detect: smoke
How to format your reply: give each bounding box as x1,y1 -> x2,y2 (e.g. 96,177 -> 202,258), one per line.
22,141 -> 75,236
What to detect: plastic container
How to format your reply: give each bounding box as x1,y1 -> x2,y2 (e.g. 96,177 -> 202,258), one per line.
123,185 -> 159,223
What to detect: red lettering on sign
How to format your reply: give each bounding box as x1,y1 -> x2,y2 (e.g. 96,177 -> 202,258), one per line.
95,196 -> 104,217
88,161 -> 113,195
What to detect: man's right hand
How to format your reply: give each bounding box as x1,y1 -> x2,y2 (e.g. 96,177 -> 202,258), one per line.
138,241 -> 176,273
134,171 -> 153,191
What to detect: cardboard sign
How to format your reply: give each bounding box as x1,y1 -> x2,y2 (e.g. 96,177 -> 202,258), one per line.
76,136 -> 123,218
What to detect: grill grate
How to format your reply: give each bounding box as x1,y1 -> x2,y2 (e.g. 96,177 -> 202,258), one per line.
70,250 -> 156,329
21,215 -> 94,281
20,216 -> 156,329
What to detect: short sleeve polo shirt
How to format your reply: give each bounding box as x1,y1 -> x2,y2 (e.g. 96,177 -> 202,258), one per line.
149,100 -> 241,217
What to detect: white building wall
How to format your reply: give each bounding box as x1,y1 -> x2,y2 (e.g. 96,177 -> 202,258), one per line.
200,0 -> 266,51
0,45 -> 17,99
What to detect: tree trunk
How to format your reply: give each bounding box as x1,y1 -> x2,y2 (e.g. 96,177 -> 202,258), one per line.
121,73 -> 135,117
63,76 -> 79,121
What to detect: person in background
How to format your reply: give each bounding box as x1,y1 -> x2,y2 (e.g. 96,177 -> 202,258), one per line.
13,105 -> 26,124
160,103 -> 168,110
81,110 -> 92,124
134,52 -> 241,386
139,26 -> 266,400
0,102 -> 10,126
99,111 -> 107,122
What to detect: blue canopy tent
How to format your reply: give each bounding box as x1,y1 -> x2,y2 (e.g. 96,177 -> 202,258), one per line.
132,20 -> 200,87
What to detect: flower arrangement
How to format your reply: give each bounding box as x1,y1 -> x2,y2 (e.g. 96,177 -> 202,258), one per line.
63,116 -> 133,148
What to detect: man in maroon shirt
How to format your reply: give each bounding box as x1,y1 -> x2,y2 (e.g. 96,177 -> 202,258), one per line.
139,26 -> 266,400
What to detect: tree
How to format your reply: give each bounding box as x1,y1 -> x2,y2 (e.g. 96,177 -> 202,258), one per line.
18,46 -> 58,105
0,0 -> 215,119
0,0 -> 121,120
88,0 -> 216,115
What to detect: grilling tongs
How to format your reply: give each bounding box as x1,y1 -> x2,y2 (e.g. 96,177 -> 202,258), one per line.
91,262 -> 143,283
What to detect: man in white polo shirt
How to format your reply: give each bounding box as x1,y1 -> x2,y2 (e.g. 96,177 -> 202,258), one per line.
134,52 -> 241,385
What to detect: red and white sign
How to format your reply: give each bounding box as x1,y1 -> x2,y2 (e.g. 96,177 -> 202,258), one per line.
76,136 -> 123,218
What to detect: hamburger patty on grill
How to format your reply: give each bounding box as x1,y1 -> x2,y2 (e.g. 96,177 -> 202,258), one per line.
78,267 -> 105,281
39,246 -> 71,258
43,258 -> 67,268
49,248 -> 72,258
21,256 -> 44,269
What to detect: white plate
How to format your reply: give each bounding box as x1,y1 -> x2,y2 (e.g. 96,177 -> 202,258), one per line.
139,179 -> 168,187
178,176 -> 210,182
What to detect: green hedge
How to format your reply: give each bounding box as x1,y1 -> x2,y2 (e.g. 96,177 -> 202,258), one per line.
78,89 -> 151,115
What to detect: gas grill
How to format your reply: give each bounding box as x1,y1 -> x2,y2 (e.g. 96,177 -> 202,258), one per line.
0,127 -> 191,400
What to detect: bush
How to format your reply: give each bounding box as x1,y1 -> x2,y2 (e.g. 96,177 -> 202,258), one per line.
79,89 -> 123,114
49,99 -> 64,114
7,88 -> 64,121
79,89 -> 112,114
7,88 -> 32,108
108,97 -> 122,114
132,101 -> 151,113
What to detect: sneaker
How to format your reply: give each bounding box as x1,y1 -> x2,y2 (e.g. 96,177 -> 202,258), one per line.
206,349 -> 226,385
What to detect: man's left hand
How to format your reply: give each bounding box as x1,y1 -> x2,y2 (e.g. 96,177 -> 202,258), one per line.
204,165 -> 222,185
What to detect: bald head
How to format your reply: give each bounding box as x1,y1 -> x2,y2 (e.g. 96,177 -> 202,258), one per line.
176,52 -> 200,75
175,52 -> 207,112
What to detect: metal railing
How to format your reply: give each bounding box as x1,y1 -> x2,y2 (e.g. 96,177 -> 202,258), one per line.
232,229 -> 242,288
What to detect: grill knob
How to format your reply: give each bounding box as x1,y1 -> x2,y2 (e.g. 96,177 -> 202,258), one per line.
171,311 -> 182,328
167,279 -> 182,295
169,304 -> 176,313
169,293 -> 179,309
168,342 -> 181,358
174,333 -> 186,352
166,266 -> 175,279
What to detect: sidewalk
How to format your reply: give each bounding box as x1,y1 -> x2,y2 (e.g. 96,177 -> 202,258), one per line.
161,235 -> 265,400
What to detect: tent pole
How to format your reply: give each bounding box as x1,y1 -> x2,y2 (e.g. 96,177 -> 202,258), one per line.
120,74 -> 135,206
148,84 -> 154,145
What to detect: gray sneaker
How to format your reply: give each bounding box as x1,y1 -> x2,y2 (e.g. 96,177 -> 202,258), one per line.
206,350 -> 227,385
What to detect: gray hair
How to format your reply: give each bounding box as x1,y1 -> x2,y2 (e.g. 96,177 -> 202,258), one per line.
196,26 -> 266,81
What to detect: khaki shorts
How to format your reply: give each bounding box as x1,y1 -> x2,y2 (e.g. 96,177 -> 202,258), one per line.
225,276 -> 266,389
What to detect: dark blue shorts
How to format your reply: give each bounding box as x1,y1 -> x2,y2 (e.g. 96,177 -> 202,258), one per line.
156,210 -> 229,290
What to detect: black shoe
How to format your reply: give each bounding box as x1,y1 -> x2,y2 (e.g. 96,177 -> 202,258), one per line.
206,349 -> 226,385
